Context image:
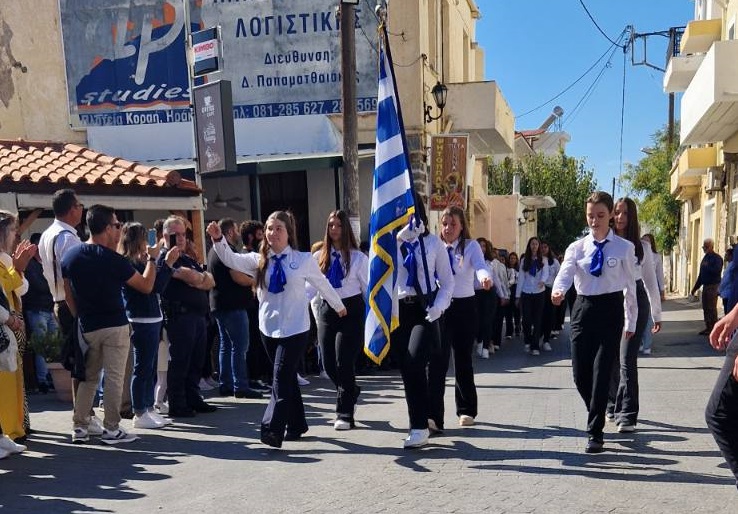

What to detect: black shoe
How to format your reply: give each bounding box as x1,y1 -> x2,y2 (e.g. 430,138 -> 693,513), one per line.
284,429 -> 308,441
250,380 -> 271,392
38,383 -> 49,394
168,407 -> 197,418
260,430 -> 282,448
191,402 -> 217,413
119,409 -> 134,420
699,329 -> 710,335
585,438 -> 604,454
218,387 -> 234,397
235,388 -> 262,399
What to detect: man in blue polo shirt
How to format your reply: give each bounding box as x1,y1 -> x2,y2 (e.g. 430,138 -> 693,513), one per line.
62,205 -> 160,445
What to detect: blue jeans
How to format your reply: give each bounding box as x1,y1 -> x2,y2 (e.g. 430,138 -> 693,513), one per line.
130,321 -> 162,413
24,309 -> 58,384
641,316 -> 654,352
214,309 -> 250,391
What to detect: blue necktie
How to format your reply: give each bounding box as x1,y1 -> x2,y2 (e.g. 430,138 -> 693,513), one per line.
590,240 -> 609,277
529,259 -> 538,277
402,241 -> 419,287
447,246 -> 456,275
327,251 -> 344,288
268,254 -> 288,293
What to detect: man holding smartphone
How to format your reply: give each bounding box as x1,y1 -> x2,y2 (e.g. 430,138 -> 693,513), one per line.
159,216 -> 216,417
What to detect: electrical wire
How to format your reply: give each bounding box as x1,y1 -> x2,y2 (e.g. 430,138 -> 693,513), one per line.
517,28 -> 627,119
578,0 -> 626,49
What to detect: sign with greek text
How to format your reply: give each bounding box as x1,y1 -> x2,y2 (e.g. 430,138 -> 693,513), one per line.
59,0 -> 379,127
430,135 -> 469,211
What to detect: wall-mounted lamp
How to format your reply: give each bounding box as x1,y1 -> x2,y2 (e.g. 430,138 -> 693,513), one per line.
424,81 -> 448,124
518,208 -> 535,225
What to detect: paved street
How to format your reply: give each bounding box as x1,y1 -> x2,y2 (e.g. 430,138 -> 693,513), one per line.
1,298 -> 736,513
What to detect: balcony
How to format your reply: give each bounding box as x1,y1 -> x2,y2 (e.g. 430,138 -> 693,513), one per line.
444,81 -> 515,155
680,18 -> 722,55
681,40 -> 738,146
663,53 -> 704,93
670,146 -> 717,196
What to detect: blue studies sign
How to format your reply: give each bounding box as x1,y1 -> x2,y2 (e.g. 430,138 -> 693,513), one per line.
60,0 -> 379,127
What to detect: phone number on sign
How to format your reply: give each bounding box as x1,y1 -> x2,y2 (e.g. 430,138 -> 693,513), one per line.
234,98 -> 377,118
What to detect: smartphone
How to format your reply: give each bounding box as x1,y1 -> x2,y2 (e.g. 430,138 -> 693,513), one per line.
147,229 -> 157,247
168,233 -> 177,248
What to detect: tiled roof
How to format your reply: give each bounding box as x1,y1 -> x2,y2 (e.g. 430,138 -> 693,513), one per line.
0,139 -> 200,194
515,129 -> 546,139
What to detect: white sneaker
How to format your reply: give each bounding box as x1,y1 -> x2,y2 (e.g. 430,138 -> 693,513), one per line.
643,348 -> 652,355
0,447 -> 9,459
0,435 -> 26,454
531,349 -> 541,356
427,419 -> 443,435
198,378 -> 214,391
71,427 -> 89,444
297,374 -> 310,386
154,403 -> 169,415
617,423 -> 636,433
475,343 -> 484,357
88,415 -> 104,436
334,419 -> 351,431
403,429 -> 429,448
101,427 -> 139,445
319,371 -> 331,380
481,348 -> 490,359
542,342 -> 553,351
133,412 -> 164,429
458,415 -> 475,427
148,410 -> 173,426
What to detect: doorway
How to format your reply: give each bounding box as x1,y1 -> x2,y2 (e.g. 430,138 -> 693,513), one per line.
258,170 -> 310,250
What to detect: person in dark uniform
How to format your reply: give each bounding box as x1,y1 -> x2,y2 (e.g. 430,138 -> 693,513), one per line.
552,191 -> 637,454
160,216 -> 217,418
692,239 -> 723,335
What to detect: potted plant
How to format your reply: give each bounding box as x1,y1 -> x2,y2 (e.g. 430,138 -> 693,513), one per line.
28,330 -> 72,402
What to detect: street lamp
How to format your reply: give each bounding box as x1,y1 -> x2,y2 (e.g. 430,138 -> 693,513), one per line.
424,81 -> 448,123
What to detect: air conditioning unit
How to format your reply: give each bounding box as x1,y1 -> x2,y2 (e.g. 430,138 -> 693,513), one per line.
705,167 -> 724,193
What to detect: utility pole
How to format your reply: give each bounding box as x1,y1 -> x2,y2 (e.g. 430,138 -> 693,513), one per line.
340,2 -> 361,238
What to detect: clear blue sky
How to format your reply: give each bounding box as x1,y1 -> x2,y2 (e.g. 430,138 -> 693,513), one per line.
476,0 -> 694,194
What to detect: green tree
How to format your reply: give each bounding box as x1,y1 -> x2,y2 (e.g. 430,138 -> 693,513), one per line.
487,152 -> 598,253
620,125 -> 680,252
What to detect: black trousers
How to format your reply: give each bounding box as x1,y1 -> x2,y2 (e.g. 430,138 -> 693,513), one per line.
521,291 -> 545,351
475,289 -> 495,346
542,286 -> 554,343
505,284 -> 521,336
608,280 -> 650,425
570,291 -> 624,441
392,298 -> 440,430
261,331 -> 309,444
429,296 -> 479,425
317,294 -> 364,422
246,305 -> 271,383
706,335 -> 738,487
166,314 -> 207,410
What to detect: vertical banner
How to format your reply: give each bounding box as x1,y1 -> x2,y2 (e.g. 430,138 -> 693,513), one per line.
192,80 -> 237,174
430,134 -> 469,210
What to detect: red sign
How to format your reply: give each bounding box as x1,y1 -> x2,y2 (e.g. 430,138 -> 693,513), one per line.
430,134 -> 468,210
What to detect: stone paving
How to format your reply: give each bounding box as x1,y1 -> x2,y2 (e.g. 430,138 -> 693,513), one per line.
1,298 -> 736,513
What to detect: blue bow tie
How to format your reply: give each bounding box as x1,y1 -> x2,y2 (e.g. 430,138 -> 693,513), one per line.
529,259 -> 538,277
327,250 -> 344,288
402,241 -> 419,287
268,254 -> 288,294
590,240 -> 609,277
447,246 -> 456,275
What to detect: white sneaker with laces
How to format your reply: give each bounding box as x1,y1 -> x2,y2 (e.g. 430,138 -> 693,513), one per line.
134,412 -> 164,429
458,415 -> 475,427
531,349 -> 541,356
0,434 -> 26,453
297,374 -> 310,386
88,415 -> 104,436
334,419 -> 351,431
71,427 -> 89,444
542,342 -> 553,351
101,427 -> 139,445
154,403 -> 169,415
148,409 -> 173,426
403,429 -> 429,448
481,348 -> 490,359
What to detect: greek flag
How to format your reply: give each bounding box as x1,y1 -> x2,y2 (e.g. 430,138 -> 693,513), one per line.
364,36 -> 415,364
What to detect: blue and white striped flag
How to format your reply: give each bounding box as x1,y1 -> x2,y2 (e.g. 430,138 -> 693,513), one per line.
364,36 -> 415,364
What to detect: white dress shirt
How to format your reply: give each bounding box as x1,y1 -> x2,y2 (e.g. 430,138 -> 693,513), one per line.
507,267 -> 518,286
552,229 -> 638,332
311,248 -> 368,299
445,238 -> 491,299
396,233 -> 454,313
516,256 -> 549,297
212,240 -> 345,338
489,259 -> 510,299
38,219 -> 81,302
544,258 -> 560,287
634,240 -> 662,323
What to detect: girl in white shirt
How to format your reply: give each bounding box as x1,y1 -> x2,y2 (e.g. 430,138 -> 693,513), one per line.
505,252 -> 521,338
207,212 -> 346,448
541,242 -> 560,351
430,206 -> 492,430
313,210 -> 368,431
515,237 -> 549,355
474,238 -> 499,359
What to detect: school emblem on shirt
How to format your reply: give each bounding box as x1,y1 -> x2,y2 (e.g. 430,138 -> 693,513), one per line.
289,261 -> 299,270
606,257 -> 618,268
